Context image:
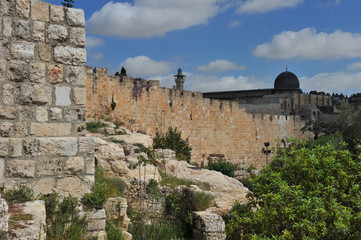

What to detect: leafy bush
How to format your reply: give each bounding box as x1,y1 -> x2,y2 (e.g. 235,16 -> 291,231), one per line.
153,127 -> 192,162
82,167 -> 127,208
226,140 -> 361,240
86,121 -> 108,132
3,185 -> 33,203
133,143 -> 147,153
206,161 -> 236,177
42,194 -> 87,240
106,222 -> 125,240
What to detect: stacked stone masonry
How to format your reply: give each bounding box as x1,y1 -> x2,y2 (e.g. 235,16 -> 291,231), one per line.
86,68 -> 308,169
0,0 -> 94,197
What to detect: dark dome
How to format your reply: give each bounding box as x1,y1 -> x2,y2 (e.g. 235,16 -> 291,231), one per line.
274,71 -> 300,89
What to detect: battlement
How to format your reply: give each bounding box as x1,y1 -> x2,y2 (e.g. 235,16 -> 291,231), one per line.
86,67 -> 307,168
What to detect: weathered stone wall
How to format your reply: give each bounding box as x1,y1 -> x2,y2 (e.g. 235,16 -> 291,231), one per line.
86,68 -> 307,169
0,0 -> 93,197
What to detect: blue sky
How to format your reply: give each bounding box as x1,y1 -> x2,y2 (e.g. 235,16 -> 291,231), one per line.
46,0 -> 361,95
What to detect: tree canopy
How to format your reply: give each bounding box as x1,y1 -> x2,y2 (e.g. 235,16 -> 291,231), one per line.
61,0 -> 74,8
226,140 -> 361,240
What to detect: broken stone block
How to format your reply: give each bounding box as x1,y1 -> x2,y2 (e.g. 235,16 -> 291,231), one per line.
14,19 -> 30,40
0,106 -> 17,120
33,21 -> 45,42
19,84 -> 52,105
69,27 -> 85,47
30,62 -> 46,83
65,8 -> 85,26
54,46 -> 86,65
31,1 -> 49,22
8,60 -> 28,82
47,24 -> 68,42
37,157 -> 63,176
65,66 -> 86,85
50,4 -> 64,23
6,159 -> 35,178
39,137 -> 78,156
64,156 -> 84,174
16,0 -> 30,19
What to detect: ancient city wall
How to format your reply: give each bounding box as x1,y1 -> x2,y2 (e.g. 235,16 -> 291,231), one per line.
0,0 -> 94,197
86,68 -> 307,169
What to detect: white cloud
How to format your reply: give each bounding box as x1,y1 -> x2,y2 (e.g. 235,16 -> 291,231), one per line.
237,0 -> 303,14
120,56 -> 174,76
86,0 -> 223,38
89,52 -> 104,61
86,36 -> 105,48
347,62 -> 361,71
253,28 -> 361,60
300,71 -> 361,93
197,59 -> 246,73
228,20 -> 242,28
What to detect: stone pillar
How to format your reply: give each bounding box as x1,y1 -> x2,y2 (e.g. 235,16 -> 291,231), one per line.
193,211 -> 226,240
0,1 -> 94,197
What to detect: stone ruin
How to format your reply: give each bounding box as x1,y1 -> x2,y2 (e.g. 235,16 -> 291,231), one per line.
0,0 -> 94,197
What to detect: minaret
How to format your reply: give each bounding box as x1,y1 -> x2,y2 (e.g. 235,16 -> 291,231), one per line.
174,68 -> 186,91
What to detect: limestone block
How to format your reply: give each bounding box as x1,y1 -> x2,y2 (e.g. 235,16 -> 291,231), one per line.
49,107 -> 62,120
0,58 -> 6,81
66,8 -> 85,26
48,64 -> 63,84
13,122 -> 28,137
54,46 -> 86,65
31,1 -> 49,22
193,211 -> 226,240
33,21 -> 45,42
20,84 -> 52,105
79,137 -> 95,154
74,123 -> 86,136
8,200 -> 46,240
56,176 -> 91,198
2,17 -> 12,37
8,60 -> 28,82
11,41 -> 35,61
73,88 -> 86,105
23,139 -> 39,157
37,157 -> 63,176
0,0 -> 15,15
0,106 -> 17,119
14,19 -> 30,40
104,197 -> 130,230
85,157 -> 95,174
0,197 -> 8,235
37,42 -> 51,61
36,106 -> 48,122
0,122 -> 12,137
50,5 -> 64,23
30,62 -> 46,83
69,28 -> 85,47
0,158 -> 4,181
64,108 -> 86,121
87,211 -> 106,231
0,139 -> 9,157
64,156 -> 84,174
18,106 -> 34,121
3,83 -> 18,105
47,24 -> 68,42
9,138 -> 22,157
31,178 -> 55,195
55,86 -> 71,106
39,137 -> 78,156
31,123 -> 71,137
0,39 -> 10,60
65,66 -> 86,85
6,159 -> 35,178
16,0 -> 30,19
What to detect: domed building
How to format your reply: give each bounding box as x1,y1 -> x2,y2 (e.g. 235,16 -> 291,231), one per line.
203,70 -> 334,121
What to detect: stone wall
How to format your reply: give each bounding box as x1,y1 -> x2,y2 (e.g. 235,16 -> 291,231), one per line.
0,0 -> 93,197
86,68 -> 308,169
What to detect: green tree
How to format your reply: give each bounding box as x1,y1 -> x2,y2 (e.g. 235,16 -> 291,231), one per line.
337,102 -> 361,150
301,120 -> 328,140
153,127 -> 192,162
226,140 -> 361,240
61,0 -> 74,8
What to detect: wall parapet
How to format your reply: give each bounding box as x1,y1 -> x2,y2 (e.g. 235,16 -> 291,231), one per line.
86,66 -> 307,169
0,1 -> 93,197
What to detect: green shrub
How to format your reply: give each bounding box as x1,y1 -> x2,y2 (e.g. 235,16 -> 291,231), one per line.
86,121 -> 108,132
153,127 -> 192,162
111,139 -> 125,144
193,191 -> 214,211
3,185 -> 33,203
146,179 -> 160,197
82,167 -> 127,208
106,222 -> 125,240
207,161 -> 236,177
42,194 -> 87,240
133,143 -> 147,153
